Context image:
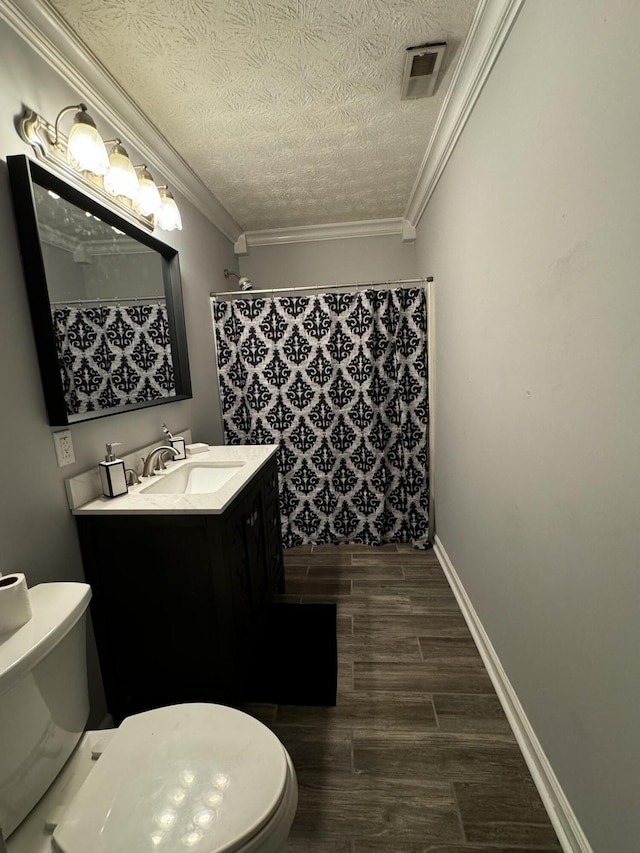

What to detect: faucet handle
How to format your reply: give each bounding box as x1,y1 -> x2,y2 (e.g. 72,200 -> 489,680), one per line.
125,468 -> 140,486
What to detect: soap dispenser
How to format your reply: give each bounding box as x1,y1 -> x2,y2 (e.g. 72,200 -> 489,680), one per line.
99,442 -> 128,498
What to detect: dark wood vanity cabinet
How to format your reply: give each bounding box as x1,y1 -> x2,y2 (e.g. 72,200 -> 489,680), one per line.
76,456 -> 284,723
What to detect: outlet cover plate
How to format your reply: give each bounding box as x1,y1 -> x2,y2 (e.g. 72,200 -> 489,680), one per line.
53,429 -> 75,467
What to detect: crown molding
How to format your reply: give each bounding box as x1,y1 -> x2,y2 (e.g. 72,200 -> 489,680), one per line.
237,218 -> 416,254
1,0 -> 525,247
404,0 -> 526,227
0,0 -> 243,243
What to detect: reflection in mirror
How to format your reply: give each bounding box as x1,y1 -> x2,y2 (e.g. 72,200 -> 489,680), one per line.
7,155 -> 191,426
34,185 -> 175,417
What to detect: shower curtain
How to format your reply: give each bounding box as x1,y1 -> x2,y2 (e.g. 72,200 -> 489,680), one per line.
213,286 -> 429,548
52,304 -> 175,415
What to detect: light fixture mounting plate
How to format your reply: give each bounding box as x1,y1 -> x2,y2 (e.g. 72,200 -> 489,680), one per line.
16,107 -> 155,232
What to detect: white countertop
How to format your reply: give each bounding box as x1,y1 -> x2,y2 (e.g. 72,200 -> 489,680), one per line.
72,444 -> 278,516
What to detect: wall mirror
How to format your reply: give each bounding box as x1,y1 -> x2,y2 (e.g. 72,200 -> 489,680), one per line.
7,154 -> 191,426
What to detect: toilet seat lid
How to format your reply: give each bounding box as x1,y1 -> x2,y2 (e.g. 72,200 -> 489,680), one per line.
52,704 -> 289,853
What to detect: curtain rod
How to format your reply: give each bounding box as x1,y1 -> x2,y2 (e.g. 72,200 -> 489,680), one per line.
50,295 -> 165,306
210,276 -> 434,300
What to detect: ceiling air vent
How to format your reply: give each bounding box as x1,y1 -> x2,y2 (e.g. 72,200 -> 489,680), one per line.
401,42 -> 446,100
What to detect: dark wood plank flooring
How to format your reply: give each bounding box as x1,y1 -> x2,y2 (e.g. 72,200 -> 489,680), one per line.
243,544 -> 561,853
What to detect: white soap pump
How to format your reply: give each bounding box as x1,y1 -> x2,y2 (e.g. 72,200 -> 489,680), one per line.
99,442 -> 128,498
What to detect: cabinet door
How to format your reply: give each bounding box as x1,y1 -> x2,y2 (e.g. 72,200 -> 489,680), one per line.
224,477 -> 268,619
223,496 -> 253,627
78,516 -> 218,720
262,459 -> 284,591
245,483 -> 269,614
264,493 -> 284,590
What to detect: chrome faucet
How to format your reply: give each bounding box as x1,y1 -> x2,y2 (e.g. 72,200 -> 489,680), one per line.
141,445 -> 179,477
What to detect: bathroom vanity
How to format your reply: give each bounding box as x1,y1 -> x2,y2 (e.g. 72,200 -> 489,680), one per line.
73,445 -> 283,723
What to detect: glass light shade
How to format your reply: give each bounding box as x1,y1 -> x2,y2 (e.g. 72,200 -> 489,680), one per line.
157,187 -> 183,231
136,168 -> 162,216
67,111 -> 109,176
104,143 -> 139,202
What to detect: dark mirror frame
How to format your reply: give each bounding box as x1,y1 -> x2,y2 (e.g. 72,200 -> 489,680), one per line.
7,154 -> 191,426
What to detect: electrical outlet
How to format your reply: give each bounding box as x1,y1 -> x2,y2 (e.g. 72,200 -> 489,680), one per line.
53,429 -> 75,467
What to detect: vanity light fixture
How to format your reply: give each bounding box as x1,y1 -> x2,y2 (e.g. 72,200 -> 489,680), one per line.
58,104 -> 110,175
104,140 -> 139,202
135,165 -> 162,217
17,103 -> 182,232
156,186 -> 183,232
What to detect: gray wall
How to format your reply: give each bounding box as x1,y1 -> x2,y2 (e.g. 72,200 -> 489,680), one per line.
0,18 -> 234,723
414,1 -> 640,850
43,246 -> 164,303
41,243 -> 86,301
239,233 -> 417,289
84,252 -> 164,301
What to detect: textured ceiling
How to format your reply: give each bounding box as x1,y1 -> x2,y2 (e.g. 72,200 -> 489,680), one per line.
46,0 -> 480,231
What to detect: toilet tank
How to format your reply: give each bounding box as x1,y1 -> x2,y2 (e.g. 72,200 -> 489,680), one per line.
0,583 -> 91,840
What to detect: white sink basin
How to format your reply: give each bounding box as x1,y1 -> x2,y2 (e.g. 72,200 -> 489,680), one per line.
140,462 -> 245,495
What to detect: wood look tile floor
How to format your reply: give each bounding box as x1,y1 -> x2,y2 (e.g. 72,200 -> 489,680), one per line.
244,544 -> 562,853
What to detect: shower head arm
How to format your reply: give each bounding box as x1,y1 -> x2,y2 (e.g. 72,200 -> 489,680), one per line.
223,268 -> 253,291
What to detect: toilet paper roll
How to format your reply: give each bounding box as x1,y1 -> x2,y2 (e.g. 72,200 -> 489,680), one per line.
0,573 -> 32,635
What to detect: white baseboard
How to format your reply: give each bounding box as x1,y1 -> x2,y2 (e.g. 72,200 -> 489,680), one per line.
433,535 -> 593,853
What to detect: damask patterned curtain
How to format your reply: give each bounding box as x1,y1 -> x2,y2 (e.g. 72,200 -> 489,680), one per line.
213,286 -> 429,549
52,304 -> 175,415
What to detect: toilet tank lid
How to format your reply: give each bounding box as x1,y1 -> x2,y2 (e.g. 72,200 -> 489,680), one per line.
0,582 -> 91,697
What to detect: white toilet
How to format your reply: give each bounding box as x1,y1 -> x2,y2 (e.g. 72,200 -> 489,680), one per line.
0,583 -> 297,853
